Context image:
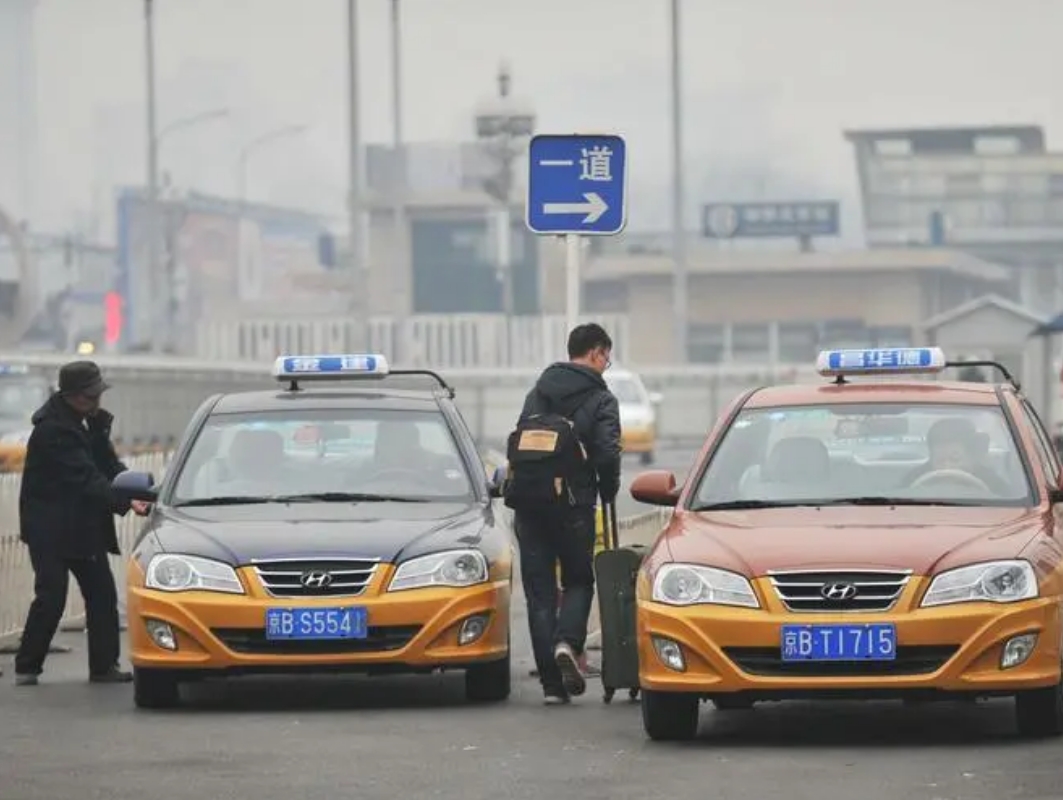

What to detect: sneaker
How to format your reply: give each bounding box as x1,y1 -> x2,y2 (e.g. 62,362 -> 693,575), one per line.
543,691 -> 571,706
554,642 -> 587,697
14,673 -> 38,686
89,667 -> 133,684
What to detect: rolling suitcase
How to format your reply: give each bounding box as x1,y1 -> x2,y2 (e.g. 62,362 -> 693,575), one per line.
593,500 -> 646,703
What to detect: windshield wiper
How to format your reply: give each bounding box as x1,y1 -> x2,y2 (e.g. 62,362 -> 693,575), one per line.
271,492 -> 429,503
174,496 -> 279,507
817,496 -> 970,507
690,499 -> 822,511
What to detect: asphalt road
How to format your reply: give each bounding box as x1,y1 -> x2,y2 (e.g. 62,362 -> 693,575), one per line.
3,444 -> 1063,800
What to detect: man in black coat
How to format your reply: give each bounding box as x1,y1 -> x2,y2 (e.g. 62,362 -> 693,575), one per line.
13,361 -> 149,685
513,323 -> 621,704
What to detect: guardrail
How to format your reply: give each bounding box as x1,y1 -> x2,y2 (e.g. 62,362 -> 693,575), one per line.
0,451 -> 671,650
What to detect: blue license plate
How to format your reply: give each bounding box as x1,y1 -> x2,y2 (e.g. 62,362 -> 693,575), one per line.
780,623 -> 896,661
265,607 -> 368,640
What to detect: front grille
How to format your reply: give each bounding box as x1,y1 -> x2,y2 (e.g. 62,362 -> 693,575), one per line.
213,625 -> 420,655
769,570 -> 911,612
251,558 -> 379,598
723,645 -> 958,677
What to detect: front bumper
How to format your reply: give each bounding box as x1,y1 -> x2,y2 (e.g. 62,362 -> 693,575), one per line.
127,561 -> 511,676
638,576 -> 1063,699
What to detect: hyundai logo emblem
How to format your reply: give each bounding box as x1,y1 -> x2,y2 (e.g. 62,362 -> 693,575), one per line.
300,570 -> 333,589
820,582 -> 858,601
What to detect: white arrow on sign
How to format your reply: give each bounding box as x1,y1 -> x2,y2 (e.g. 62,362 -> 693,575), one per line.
543,192 -> 609,224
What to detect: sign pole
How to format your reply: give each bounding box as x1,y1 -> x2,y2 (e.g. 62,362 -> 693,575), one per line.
564,233 -> 581,334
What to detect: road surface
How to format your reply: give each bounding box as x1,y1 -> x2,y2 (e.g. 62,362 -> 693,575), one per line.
4,445 -> 1061,800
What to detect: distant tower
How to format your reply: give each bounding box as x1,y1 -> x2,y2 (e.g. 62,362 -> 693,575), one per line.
0,0 -> 38,226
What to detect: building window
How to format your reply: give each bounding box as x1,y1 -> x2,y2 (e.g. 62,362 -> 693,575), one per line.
731,323 -> 771,362
688,323 -> 724,364
778,322 -> 819,363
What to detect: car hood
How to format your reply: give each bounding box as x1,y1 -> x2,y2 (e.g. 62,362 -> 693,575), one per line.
149,501 -> 489,566
663,505 -> 1046,576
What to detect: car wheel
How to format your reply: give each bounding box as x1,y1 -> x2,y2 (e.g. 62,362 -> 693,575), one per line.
712,695 -> 754,711
640,451 -> 654,466
465,649 -> 511,703
641,689 -> 699,741
1015,678 -> 1063,738
133,667 -> 181,710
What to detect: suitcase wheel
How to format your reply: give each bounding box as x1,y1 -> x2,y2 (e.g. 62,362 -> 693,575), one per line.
603,687 -> 615,703
628,688 -> 640,701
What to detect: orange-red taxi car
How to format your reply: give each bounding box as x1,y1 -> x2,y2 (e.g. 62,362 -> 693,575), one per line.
630,347 -> 1063,741
111,354 -> 513,709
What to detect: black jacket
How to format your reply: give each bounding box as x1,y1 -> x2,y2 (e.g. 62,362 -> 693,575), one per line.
518,362 -> 622,506
19,395 -> 131,559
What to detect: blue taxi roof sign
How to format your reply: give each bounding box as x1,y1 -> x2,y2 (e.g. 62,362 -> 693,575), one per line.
272,354 -> 390,383
816,347 -> 946,378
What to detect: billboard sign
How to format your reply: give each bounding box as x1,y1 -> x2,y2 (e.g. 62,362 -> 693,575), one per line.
701,201 -> 841,239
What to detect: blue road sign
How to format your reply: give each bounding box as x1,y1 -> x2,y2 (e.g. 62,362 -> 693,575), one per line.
525,134 -> 627,236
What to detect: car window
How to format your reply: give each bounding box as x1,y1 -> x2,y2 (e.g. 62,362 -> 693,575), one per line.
1018,399 -> 1060,482
691,402 -> 1033,508
606,375 -> 644,405
170,407 -> 474,504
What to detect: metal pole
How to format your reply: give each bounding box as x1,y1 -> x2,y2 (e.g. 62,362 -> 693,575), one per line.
390,0 -> 405,240
347,0 -> 364,320
144,0 -> 161,352
497,204 -> 512,315
669,0 -> 687,364
564,234 -> 581,334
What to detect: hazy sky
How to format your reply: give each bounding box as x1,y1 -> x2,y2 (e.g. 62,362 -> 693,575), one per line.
7,0 -> 1063,239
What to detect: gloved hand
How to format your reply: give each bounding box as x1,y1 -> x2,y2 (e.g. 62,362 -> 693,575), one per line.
598,477 -> 619,505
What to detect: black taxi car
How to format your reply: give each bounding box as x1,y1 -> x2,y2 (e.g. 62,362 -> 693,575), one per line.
112,353 -> 513,709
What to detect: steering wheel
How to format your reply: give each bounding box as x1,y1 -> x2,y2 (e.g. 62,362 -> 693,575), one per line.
909,468 -> 991,492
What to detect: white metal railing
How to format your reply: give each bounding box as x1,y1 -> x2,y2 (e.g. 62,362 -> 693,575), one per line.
0,451 -> 671,648
0,451 -> 171,647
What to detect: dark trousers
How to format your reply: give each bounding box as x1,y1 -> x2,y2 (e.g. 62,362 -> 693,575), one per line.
15,547 -> 120,677
514,504 -> 596,694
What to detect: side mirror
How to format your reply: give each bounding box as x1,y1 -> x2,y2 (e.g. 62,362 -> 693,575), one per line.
630,470 -> 679,507
487,464 -> 508,499
112,470 -> 158,502
648,391 -> 664,406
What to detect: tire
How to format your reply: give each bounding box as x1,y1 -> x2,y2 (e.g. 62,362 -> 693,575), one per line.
1015,680 -> 1063,738
465,650 -> 511,703
641,689 -> 700,741
133,667 -> 181,710
640,451 -> 655,466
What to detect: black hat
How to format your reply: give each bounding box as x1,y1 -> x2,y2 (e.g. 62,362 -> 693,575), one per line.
58,360 -> 110,398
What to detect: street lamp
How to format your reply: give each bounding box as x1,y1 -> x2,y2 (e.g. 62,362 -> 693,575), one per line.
236,124 -> 308,203
157,108 -> 229,148
669,0 -> 688,364
474,63 -> 536,317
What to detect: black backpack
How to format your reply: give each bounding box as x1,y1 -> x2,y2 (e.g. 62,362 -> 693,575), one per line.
503,406 -> 589,510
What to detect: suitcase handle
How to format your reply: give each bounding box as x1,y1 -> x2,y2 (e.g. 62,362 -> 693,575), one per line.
602,500 -> 619,550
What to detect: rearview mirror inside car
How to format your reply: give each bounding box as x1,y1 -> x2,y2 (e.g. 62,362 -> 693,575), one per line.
1049,486 -> 1063,505
112,470 -> 158,503
630,470 -> 679,506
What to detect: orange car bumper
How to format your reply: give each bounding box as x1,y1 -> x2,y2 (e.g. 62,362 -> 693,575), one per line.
638,576 -> 1062,698
621,425 -> 655,454
127,562 -> 511,675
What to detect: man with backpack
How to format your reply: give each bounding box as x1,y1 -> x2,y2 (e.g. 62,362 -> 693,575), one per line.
504,323 -> 621,704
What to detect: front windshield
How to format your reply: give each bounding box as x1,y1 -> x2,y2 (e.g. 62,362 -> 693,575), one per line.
0,378 -> 48,423
606,375 -> 644,405
691,402 -> 1033,509
169,408 -> 475,505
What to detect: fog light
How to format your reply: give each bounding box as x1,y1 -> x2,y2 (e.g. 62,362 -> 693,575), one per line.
145,619 -> 177,651
652,635 -> 686,672
1001,633 -> 1037,669
458,614 -> 489,646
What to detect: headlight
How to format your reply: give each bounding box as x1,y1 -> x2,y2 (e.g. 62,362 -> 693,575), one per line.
921,559 -> 1038,608
145,554 -> 245,594
651,563 -> 759,608
388,549 -> 488,592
